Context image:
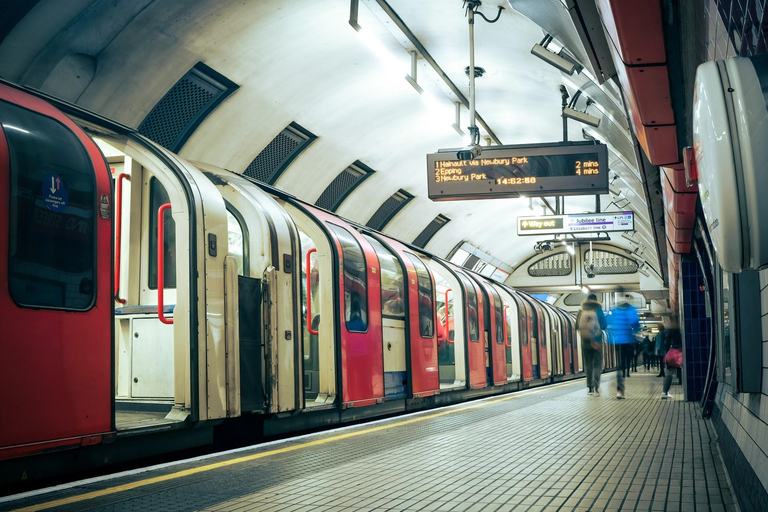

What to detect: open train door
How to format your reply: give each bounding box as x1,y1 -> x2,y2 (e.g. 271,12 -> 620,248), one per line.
0,85 -> 112,459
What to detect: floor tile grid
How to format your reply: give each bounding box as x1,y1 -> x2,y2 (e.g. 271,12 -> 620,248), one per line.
228,378 -> 721,511
558,376 -> 674,511
7,375 -> 736,512
195,377 -> 689,512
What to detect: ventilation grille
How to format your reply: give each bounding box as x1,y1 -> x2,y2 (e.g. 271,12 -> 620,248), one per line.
243,122 -> 316,184
413,215 -> 450,248
366,189 -> 413,231
315,161 -> 374,212
528,253 -> 573,277
585,250 -> 639,274
564,293 -> 591,306
138,63 -> 238,152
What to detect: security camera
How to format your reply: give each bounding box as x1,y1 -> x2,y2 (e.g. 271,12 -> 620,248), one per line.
531,44 -> 577,75
563,107 -> 600,128
457,144 -> 482,161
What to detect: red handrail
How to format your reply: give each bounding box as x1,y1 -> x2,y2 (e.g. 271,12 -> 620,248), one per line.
157,203 -> 173,325
114,173 -> 130,304
306,248 -> 318,335
504,305 -> 511,347
444,288 -> 453,343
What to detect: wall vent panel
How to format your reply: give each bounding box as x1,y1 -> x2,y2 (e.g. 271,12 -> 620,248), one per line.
315,161 -> 374,212
584,249 -> 638,274
366,189 -> 413,231
412,215 -> 450,248
243,122 -> 316,184
528,253 -> 573,277
138,62 -> 238,152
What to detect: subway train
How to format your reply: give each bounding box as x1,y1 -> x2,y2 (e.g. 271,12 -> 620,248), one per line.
0,81 -> 618,485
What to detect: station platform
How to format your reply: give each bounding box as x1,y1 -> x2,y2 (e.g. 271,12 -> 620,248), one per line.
1,373 -> 737,512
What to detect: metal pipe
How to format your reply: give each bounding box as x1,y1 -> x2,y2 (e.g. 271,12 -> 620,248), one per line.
375,0 -> 502,144
468,7 -> 476,139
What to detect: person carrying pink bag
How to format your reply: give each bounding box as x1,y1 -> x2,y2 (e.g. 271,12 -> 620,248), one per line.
661,326 -> 683,399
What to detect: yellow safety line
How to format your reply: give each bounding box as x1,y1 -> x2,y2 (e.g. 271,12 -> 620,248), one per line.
13,380 -> 579,512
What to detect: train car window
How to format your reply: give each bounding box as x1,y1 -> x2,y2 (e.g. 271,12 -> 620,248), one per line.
364,236 -> 405,320
328,224 -> 368,332
406,253 -> 435,338
148,177 -> 177,289
488,285 -> 504,344
226,208 -> 247,276
457,273 -> 479,341
513,295 -> 529,346
2,100 -> 96,310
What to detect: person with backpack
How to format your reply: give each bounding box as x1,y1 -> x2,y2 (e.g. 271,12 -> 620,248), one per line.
576,293 -> 607,396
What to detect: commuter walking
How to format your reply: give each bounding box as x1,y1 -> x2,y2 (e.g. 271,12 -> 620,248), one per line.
661,327 -> 683,399
643,335 -> 652,371
655,325 -> 668,377
576,293 -> 607,396
607,296 -> 640,399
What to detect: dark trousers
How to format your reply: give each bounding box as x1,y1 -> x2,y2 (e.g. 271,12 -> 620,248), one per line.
620,345 -> 633,377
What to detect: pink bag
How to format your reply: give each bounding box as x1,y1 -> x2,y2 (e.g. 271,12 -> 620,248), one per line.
664,348 -> 683,369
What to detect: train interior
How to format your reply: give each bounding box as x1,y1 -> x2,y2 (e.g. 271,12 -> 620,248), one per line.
496,286 -> 522,382
283,200 -> 338,409
95,136 -> 194,431
426,258 -> 467,390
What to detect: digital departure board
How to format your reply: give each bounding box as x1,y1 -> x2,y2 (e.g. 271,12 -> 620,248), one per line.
427,142 -> 608,201
517,211 -> 635,236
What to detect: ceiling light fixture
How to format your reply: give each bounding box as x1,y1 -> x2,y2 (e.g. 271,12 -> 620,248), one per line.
531,35 -> 578,75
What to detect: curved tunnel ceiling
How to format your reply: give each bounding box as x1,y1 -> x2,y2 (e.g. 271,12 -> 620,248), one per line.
0,0 -> 663,290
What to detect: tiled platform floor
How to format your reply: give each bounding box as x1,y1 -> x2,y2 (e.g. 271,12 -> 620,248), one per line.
2,372 -> 737,512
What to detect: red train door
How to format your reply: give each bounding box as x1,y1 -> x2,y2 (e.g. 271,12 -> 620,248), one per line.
319,214 -> 383,407
480,281 -> 508,386
454,270 -> 486,389
559,310 -> 573,375
0,85 -> 112,459
400,248 -> 440,397
512,292 -> 534,381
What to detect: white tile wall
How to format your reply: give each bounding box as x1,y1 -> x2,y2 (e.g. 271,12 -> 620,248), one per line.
718,270 -> 768,494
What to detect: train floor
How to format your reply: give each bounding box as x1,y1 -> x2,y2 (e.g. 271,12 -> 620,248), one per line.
1,372 -> 738,512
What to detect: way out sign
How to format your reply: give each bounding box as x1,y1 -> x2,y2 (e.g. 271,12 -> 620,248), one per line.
41,174 -> 68,212
517,211 -> 634,236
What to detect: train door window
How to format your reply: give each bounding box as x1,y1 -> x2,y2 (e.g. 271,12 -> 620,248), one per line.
226,207 -> 248,276
406,253 -> 435,338
488,286 -> 504,344
148,177 -> 176,289
328,224 -> 368,332
365,237 -> 404,319
513,295 -> 529,346
457,273 -> 479,341
2,100 -> 96,310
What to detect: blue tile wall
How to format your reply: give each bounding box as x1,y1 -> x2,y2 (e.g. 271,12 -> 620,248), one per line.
680,258 -> 712,402
706,0 -> 768,60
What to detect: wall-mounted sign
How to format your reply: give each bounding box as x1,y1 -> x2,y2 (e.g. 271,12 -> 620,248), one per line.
517,211 -> 635,236
427,142 -> 608,201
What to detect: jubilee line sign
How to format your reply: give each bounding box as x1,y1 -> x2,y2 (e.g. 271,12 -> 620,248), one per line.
517,211 -> 635,236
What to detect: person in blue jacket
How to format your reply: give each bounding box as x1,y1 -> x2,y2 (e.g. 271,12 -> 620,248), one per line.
607,294 -> 640,399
